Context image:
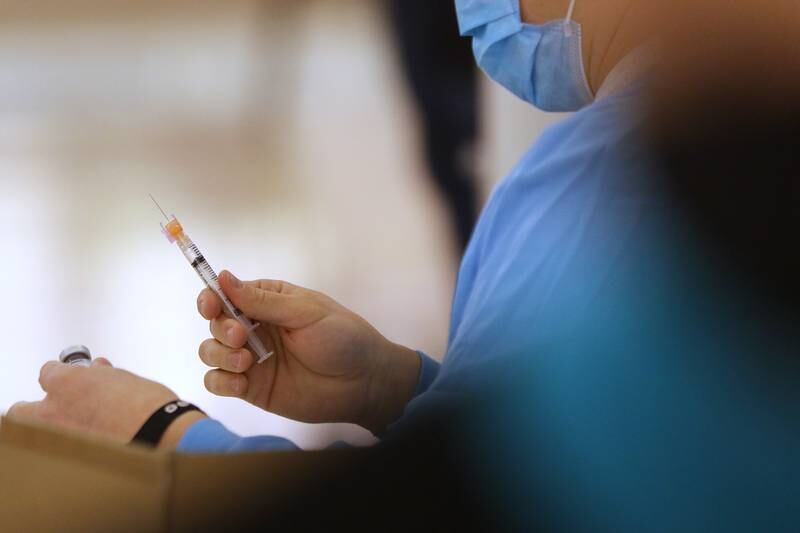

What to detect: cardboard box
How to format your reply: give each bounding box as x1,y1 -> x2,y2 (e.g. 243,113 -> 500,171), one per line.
0,417 -> 358,532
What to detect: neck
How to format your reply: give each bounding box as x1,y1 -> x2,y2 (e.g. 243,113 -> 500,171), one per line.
579,1 -> 649,94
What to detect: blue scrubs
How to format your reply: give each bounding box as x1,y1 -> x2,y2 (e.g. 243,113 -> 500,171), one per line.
176,76 -> 800,529
179,81 -> 653,453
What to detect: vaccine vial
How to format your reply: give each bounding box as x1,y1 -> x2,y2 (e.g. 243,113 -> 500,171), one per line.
59,345 -> 93,367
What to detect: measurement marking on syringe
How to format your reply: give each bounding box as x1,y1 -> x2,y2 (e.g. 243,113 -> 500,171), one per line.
151,195 -> 275,364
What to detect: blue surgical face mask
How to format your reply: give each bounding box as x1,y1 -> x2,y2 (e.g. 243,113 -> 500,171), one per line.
455,0 -> 594,112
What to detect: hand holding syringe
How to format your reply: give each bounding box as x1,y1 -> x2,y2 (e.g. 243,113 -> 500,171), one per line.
150,195 -> 275,364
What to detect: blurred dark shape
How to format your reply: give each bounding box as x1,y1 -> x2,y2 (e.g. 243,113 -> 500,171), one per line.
387,0 -> 480,252
268,405 -> 496,532
189,401 -> 495,532
651,0 -> 800,317
655,106 -> 800,317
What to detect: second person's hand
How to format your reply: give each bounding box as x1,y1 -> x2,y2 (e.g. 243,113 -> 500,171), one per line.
197,271 -> 421,435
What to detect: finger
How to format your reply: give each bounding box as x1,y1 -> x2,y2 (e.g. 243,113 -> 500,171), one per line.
92,358 -> 113,368
197,288 -> 223,320
38,361 -> 69,393
210,317 -> 249,349
204,369 -> 249,399
6,401 -> 43,421
247,279 -> 297,294
198,339 -> 254,374
219,271 -> 318,328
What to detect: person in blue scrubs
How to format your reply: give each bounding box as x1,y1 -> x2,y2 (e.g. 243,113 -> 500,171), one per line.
7,0 -> 656,444
10,1 -> 800,528
8,0 -> 664,450
175,0 -> 665,453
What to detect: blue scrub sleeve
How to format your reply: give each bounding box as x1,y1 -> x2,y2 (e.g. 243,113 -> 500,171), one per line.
178,351 -> 441,453
177,418 -> 300,453
413,351 -> 441,398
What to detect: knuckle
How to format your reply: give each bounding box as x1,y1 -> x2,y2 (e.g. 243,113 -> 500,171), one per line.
39,361 -> 54,378
227,350 -> 249,372
198,290 -> 220,317
239,349 -> 254,371
231,375 -> 247,396
252,286 -> 269,307
92,357 -> 112,368
39,363 -> 65,389
223,322 -> 246,349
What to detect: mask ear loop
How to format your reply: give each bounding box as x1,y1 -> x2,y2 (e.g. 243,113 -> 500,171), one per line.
564,0 -> 578,36
564,0 -> 593,99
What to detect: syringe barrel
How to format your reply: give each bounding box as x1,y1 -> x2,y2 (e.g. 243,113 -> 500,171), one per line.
175,235 -> 274,364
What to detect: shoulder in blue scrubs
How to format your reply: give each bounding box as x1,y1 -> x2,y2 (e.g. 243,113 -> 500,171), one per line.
179,42 -> 656,453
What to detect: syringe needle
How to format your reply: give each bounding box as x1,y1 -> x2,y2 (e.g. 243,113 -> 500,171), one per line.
149,193 -> 170,221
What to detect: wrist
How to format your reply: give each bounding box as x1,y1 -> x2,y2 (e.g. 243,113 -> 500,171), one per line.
361,342 -> 421,435
157,411 -> 208,451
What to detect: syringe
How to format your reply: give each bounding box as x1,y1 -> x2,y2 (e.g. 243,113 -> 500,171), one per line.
150,195 -> 274,364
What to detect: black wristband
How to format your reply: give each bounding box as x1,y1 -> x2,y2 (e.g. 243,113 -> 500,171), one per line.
131,400 -> 204,447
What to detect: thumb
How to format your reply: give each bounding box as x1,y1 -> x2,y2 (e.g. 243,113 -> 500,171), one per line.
219,271 -> 317,328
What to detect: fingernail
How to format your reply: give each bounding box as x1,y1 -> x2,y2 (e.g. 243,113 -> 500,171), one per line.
226,326 -> 235,342
227,272 -> 242,289
230,351 -> 242,370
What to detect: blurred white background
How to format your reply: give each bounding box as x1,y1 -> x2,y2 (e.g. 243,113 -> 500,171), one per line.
0,0 -> 561,448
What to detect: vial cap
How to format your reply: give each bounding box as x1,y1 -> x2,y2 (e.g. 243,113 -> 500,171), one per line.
59,345 -> 92,364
